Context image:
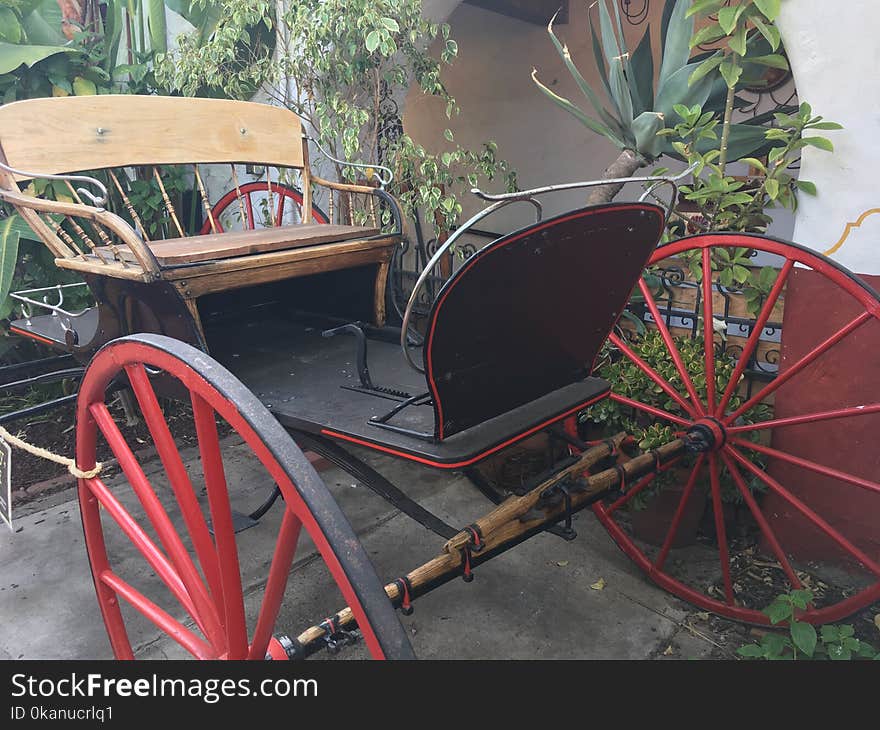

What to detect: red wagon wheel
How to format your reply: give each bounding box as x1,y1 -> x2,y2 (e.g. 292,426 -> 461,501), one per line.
76,334 -> 413,659
200,182 -> 329,234
591,232 -> 880,624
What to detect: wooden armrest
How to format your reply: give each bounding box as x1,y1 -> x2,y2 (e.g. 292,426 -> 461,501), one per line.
310,175 -> 380,194
310,176 -> 404,235
0,187 -> 159,274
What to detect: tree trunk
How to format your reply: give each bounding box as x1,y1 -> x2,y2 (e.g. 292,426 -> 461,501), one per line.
586,148 -> 645,205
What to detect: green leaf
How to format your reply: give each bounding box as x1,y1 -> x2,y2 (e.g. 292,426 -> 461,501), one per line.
0,7 -> 22,44
19,0 -> 66,45
827,643 -> 851,661
788,589 -> 813,609
690,24 -> 726,49
0,42 -> 75,75
765,178 -> 780,200
729,26 -> 748,57
802,136 -> 834,152
0,216 -> 20,311
689,53 -> 723,85
740,157 -> 767,173
749,54 -> 789,70
753,0 -> 782,21
531,70 -> 624,147
790,621 -> 817,657
761,632 -> 789,657
686,0 -> 726,20
597,0 -> 622,71
717,5 -> 744,34
381,17 -> 400,33
545,13 -> 626,139
165,0 -> 220,43
72,75 -> 97,96
588,3 -> 612,99
632,111 -> 665,160
659,0 -> 693,89
765,600 -> 791,624
736,643 -> 765,658
630,25 -> 654,113
719,60 -> 743,89
796,180 -> 817,195
656,64 -> 714,121
608,57 -> 633,124
809,121 -> 844,130
146,0 -> 167,54
365,30 -> 380,53
751,17 -> 781,51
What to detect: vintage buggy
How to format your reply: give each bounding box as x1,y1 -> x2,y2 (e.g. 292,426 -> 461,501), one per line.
0,96 -> 878,660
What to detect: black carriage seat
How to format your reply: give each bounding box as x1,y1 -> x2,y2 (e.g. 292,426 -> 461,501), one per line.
422,202 -> 666,439
211,202 -> 666,468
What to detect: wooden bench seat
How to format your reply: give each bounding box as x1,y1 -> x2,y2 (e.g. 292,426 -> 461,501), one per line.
144,223 -> 380,266
0,95 -> 405,346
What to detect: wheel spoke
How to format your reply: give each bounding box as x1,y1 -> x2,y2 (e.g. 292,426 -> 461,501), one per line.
701,248 -> 717,412
608,332 -> 698,417
248,508 -> 303,659
716,259 -> 793,416
637,277 -> 706,415
608,393 -> 693,427
726,446 -> 880,576
606,457 -> 683,515
719,449 -> 802,589
723,310 -> 872,425
727,402 -> 880,434
84,477 -> 200,622
89,402 -> 226,650
100,570 -> 213,659
191,392 -> 248,660
125,364 -> 224,609
276,189 -> 286,226
708,453 -> 735,605
730,436 -> 880,497
654,454 -> 705,570
245,193 -> 255,230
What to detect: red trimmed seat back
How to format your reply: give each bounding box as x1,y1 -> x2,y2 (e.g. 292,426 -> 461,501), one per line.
423,203 -> 666,439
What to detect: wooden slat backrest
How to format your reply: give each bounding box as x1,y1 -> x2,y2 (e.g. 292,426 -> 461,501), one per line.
0,95 -> 305,179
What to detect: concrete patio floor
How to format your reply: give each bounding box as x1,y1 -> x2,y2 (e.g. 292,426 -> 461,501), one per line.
0,436 -> 722,660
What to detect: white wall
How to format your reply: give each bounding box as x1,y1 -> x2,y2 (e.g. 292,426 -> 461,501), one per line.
778,0 -> 880,275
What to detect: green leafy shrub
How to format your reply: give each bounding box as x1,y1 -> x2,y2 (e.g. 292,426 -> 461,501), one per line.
584,328 -> 770,506
157,0 -> 517,237
737,589 -> 880,660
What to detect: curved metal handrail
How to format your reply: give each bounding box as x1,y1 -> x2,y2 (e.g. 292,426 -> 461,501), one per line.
307,136 -> 394,189
0,159 -> 108,208
399,166 -> 696,373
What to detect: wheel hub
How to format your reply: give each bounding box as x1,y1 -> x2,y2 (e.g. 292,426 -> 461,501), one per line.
685,416 -> 727,453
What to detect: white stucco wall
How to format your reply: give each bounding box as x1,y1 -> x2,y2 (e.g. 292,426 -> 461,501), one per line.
778,0 -> 880,275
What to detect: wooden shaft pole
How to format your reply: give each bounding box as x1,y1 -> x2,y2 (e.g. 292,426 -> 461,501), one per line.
294,436 -> 687,652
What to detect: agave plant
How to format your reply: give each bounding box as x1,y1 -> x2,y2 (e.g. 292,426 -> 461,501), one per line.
532,0 -> 777,203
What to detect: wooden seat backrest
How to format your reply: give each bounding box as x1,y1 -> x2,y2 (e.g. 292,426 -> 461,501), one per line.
423,203 -> 666,439
0,95 -> 305,178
